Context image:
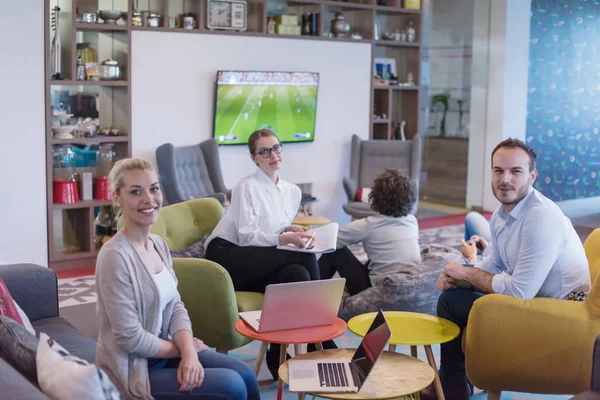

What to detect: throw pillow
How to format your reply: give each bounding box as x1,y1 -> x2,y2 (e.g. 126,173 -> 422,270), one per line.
14,301 -> 35,335
0,278 -> 24,325
37,332 -> 120,400
355,188 -> 371,203
170,234 -> 209,259
0,315 -> 39,384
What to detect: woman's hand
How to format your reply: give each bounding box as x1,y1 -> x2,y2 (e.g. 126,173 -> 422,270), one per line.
177,353 -> 204,392
193,337 -> 210,352
278,232 -> 315,249
286,225 -> 309,233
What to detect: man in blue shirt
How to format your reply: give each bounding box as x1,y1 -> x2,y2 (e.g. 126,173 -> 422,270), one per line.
422,138 -> 591,400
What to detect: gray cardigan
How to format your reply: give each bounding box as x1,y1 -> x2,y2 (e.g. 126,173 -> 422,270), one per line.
95,231 -> 193,400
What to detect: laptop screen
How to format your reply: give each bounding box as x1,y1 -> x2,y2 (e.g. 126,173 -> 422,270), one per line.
350,310 -> 391,387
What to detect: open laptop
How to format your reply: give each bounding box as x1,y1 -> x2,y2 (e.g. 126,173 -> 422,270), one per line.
288,309 -> 391,393
238,278 -> 346,333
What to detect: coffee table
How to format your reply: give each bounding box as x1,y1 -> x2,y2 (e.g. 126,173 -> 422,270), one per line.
279,348 -> 435,399
348,311 -> 460,400
235,318 -> 347,400
293,215 -> 331,227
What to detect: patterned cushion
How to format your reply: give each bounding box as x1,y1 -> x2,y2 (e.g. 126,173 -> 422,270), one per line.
0,278 -> 23,325
0,315 -> 39,384
170,234 -> 209,259
36,332 -> 120,400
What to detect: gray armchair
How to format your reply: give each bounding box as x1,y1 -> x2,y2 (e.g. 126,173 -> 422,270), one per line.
156,139 -> 229,205
342,134 -> 421,219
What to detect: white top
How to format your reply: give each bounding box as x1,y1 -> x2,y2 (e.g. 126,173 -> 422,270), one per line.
152,265 -> 178,336
476,187 -> 591,300
337,214 -> 421,285
206,168 -> 301,248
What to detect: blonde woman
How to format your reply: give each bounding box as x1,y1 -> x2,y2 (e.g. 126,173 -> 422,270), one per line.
95,158 -> 259,400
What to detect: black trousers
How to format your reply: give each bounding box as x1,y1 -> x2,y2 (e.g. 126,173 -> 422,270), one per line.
205,237 -> 320,293
318,246 -> 371,296
436,288 -> 485,387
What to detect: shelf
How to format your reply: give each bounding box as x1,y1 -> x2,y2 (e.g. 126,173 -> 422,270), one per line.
323,0 -> 373,10
372,40 -> 420,47
52,200 -> 113,210
373,119 -> 390,124
288,0 -> 323,5
51,136 -> 129,145
50,80 -> 129,87
374,85 -> 419,90
131,26 -> 203,34
375,5 -> 421,15
75,22 -> 128,31
51,249 -> 98,262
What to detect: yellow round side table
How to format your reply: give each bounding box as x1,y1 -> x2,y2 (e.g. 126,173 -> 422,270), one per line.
293,215 -> 331,227
348,311 -> 460,400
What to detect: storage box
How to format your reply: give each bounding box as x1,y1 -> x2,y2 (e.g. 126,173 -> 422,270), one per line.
275,24 -> 301,35
404,0 -> 421,9
275,15 -> 298,25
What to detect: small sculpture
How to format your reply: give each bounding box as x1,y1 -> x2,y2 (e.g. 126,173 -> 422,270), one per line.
330,11 -> 350,38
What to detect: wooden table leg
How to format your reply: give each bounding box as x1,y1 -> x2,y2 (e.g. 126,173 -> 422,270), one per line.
277,343 -> 287,400
487,391 -> 501,400
411,345 -> 418,358
424,345 -> 444,400
315,342 -> 324,351
298,393 -> 306,400
389,344 -> 397,352
294,343 -> 303,356
254,342 -> 268,375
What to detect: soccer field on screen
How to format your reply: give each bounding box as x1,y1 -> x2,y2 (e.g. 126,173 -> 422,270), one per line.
213,84 -> 318,145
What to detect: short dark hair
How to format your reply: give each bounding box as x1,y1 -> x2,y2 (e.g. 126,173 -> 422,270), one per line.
491,138 -> 537,171
248,129 -> 279,155
369,169 -> 415,217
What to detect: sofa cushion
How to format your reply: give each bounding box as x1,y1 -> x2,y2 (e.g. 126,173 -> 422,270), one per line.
0,358 -> 49,400
32,317 -> 96,363
0,277 -> 24,325
36,332 -> 119,400
0,315 -> 39,384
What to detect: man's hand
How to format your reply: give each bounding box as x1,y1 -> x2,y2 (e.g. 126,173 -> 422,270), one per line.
444,261 -> 469,281
461,240 -> 477,262
437,273 -> 457,292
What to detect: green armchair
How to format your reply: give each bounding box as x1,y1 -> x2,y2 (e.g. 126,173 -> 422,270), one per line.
120,197 -> 264,353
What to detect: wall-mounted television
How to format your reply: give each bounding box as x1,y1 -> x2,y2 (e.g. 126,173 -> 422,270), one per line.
212,70 -> 319,146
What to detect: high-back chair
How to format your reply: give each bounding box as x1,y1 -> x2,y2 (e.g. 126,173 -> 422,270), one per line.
464,229 -> 600,398
119,198 -> 263,353
342,134 -> 421,218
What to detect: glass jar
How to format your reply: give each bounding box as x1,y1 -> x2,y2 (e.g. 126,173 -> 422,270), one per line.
52,144 -> 76,181
99,58 -> 121,80
97,143 -> 116,177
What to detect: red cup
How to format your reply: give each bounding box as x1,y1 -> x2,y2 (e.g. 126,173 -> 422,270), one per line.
95,176 -> 112,200
53,180 -> 80,204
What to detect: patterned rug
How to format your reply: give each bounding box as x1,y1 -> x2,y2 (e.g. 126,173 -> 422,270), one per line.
57,224 -> 466,308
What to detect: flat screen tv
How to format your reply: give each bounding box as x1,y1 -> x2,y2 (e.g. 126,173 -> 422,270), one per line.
212,70 -> 319,145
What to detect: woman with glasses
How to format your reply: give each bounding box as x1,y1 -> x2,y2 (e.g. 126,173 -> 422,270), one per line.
205,128 -> 324,380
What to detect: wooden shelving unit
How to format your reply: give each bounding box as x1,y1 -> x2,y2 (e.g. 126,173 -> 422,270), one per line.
44,0 -> 421,270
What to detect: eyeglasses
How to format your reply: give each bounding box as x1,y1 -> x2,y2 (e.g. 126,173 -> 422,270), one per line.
256,144 -> 283,158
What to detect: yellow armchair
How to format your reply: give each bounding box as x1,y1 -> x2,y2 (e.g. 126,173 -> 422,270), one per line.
465,229 -> 600,396
119,198 -> 264,353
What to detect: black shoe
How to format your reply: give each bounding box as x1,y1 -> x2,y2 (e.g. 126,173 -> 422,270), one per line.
266,344 -> 290,380
307,340 -> 338,353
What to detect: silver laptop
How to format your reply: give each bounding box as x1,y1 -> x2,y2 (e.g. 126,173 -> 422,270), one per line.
288,309 -> 391,393
238,278 -> 346,333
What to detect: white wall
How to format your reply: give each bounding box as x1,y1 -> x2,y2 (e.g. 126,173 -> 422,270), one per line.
131,32 -> 372,225
467,0 -> 531,211
0,1 -> 48,266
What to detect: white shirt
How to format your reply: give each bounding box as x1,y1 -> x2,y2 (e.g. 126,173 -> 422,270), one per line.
153,266 -> 178,336
476,188 -> 591,300
206,169 -> 301,248
336,214 -> 421,285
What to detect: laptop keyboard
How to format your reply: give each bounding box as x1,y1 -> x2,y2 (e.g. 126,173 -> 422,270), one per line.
317,362 -> 350,387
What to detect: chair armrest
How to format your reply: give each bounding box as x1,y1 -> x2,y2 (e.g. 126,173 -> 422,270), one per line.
343,177 -> 357,201
172,258 -> 245,351
205,192 -> 227,204
465,294 -> 595,394
0,263 -> 59,322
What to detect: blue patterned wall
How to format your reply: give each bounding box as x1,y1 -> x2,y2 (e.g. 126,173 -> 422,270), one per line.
527,0 -> 600,201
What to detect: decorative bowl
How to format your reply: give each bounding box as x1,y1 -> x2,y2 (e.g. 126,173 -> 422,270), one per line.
51,125 -> 76,138
98,10 -> 123,24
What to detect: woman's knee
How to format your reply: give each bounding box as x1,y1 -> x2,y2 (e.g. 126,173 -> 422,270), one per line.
208,370 -> 248,400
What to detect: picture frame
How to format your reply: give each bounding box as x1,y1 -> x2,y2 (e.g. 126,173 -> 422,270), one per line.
374,58 -> 397,80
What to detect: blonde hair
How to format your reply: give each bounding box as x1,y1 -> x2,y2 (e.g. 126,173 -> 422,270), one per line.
109,158 -> 154,216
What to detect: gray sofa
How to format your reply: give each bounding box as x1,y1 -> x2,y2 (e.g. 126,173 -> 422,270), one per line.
0,263 -> 97,398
